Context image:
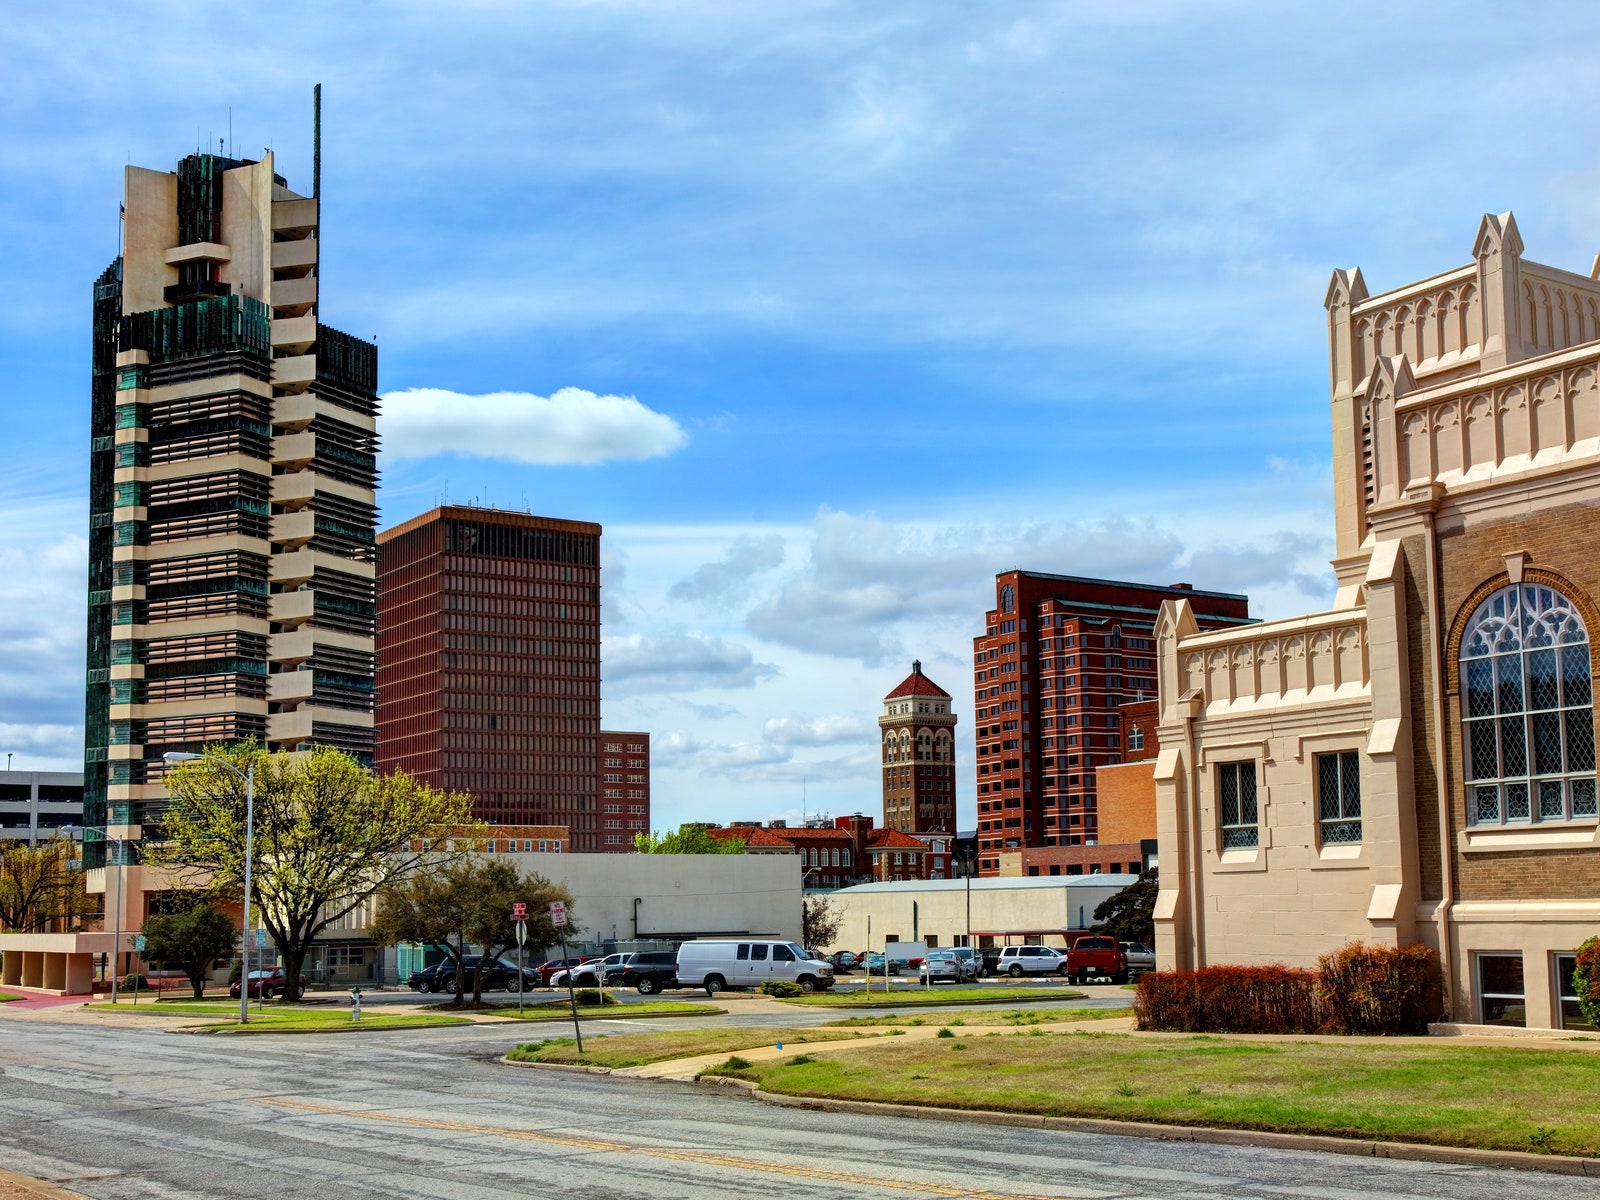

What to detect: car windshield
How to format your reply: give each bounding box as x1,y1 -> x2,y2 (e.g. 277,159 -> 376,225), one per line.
787,943 -> 809,961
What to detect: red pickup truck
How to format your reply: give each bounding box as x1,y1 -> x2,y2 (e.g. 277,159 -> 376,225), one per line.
1064,935 -> 1129,985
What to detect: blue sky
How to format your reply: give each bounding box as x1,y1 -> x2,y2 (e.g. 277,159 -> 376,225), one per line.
6,2 -> 1600,829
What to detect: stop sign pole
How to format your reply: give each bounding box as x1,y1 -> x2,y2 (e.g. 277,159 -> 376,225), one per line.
550,900 -> 580,1051
513,902 -> 528,1017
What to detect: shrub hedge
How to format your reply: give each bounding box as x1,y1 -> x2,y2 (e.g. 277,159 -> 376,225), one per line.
759,980 -> 804,998
1573,937 -> 1600,1030
1133,941 -> 1444,1036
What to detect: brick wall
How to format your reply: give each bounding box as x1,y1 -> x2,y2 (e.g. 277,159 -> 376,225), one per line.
1096,760 -> 1157,845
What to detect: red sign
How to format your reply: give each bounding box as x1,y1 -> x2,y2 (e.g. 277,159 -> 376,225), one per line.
512,902 -> 527,920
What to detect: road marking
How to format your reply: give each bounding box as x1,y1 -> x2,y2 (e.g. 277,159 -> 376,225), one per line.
262,1097 -> 1092,1198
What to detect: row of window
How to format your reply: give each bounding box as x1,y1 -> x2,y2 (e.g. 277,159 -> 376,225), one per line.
1217,753 -> 1363,849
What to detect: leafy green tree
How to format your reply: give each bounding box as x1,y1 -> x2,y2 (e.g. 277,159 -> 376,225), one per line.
0,836 -> 90,933
1092,869 -> 1158,945
632,824 -> 745,854
140,901 -> 237,999
371,858 -> 574,1007
154,744 -> 476,1001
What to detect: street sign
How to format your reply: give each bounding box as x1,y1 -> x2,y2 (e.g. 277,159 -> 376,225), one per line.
134,935 -> 146,952
549,900 -> 567,928
512,902 -> 527,920
515,919 -> 527,947
254,929 -> 268,949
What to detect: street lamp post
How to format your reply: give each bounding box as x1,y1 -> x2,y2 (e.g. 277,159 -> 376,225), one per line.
164,752 -> 255,1024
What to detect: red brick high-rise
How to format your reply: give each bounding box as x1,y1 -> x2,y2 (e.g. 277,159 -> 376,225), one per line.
973,572 -> 1251,873
376,505 -> 608,848
598,730 -> 650,849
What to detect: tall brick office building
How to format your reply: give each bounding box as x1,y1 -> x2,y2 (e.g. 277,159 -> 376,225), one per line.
376,505 -> 609,848
973,572 -> 1250,873
878,661 -> 957,837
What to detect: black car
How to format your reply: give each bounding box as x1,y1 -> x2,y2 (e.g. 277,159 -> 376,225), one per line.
619,950 -> 680,995
408,954 -> 539,994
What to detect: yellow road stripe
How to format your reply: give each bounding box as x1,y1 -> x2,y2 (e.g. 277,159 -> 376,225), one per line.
262,1097 -> 1077,1199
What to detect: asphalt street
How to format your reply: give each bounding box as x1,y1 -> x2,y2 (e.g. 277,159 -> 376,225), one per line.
0,1011 -> 1591,1200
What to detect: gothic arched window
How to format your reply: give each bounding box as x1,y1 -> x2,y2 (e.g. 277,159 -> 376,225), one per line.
1461,583 -> 1597,824
1000,584 -> 1015,614
1128,726 -> 1145,752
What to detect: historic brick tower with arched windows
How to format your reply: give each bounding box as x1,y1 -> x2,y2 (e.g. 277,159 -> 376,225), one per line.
879,661 -> 957,837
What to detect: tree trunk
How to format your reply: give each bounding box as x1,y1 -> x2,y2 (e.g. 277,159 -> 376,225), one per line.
282,943 -> 308,1002
190,966 -> 205,1000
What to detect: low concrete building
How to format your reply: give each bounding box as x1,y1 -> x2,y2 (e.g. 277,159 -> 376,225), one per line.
818,874 -> 1138,954
0,771 -> 84,846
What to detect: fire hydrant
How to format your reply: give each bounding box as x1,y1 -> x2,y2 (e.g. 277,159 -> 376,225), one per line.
350,985 -> 363,1023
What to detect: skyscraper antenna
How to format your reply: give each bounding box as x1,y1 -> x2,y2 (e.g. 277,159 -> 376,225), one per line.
313,84 -> 321,201
227,107 -> 232,157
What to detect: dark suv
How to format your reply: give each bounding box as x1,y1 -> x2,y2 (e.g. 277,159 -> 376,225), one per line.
620,951 -> 679,994
408,955 -> 538,994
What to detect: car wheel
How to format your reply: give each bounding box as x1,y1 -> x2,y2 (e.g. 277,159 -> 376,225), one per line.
1057,964 -> 1071,977
261,987 -> 275,1000
443,977 -> 457,994
418,980 -> 433,994
704,975 -> 725,997
798,977 -> 816,993
1113,971 -> 1130,985
1008,964 -> 1024,978
506,975 -> 522,993
637,977 -> 659,995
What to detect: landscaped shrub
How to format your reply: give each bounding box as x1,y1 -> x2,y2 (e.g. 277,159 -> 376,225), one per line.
1317,941 -> 1442,1035
1572,937 -> 1600,1030
1132,964 -> 1320,1033
119,974 -> 148,992
572,989 -> 616,1006
759,980 -> 804,997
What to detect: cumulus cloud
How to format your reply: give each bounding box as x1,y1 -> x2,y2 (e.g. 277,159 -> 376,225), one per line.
763,714 -> 874,748
605,631 -> 779,696
0,517 -> 90,770
669,534 -> 786,604
381,387 -> 687,466
649,727 -> 873,788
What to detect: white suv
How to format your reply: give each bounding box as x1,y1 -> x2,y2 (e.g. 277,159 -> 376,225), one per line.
996,945 -> 1069,977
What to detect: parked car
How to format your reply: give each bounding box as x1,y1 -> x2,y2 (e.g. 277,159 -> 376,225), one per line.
1119,942 -> 1156,975
949,947 -> 980,977
675,938 -> 834,995
828,951 -> 859,973
537,955 -> 591,986
995,945 -> 1070,977
230,967 -> 306,1000
918,950 -> 977,984
863,952 -> 902,976
620,950 -> 680,994
1064,936 -> 1129,985
551,952 -> 630,989
408,955 -> 539,994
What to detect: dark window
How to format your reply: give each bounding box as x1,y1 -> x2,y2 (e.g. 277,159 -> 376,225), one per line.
750,944 -> 769,961
1477,954 -> 1526,1027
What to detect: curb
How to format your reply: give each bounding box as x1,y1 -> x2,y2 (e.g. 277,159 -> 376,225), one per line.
777,994 -> 1091,1010
0,1168 -> 88,1199
500,1055 -> 614,1074
707,1084 -> 1600,1177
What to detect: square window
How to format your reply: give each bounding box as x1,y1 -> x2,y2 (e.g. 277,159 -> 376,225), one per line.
1218,761 -> 1259,849
1316,750 -> 1362,844
1477,953 -> 1525,1027
1556,953 -> 1596,1032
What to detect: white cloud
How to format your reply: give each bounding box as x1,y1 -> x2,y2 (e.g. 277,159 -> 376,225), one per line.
669,534 -> 786,604
763,714 -> 874,748
605,631 -> 779,696
381,387 -> 687,466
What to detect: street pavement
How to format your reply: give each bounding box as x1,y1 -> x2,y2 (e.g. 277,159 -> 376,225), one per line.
0,1009 -> 1592,1199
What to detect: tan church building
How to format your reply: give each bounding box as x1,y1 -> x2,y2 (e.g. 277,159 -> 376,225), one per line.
1155,213 -> 1600,1030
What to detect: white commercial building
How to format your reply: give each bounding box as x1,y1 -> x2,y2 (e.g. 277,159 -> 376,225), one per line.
818,874 -> 1139,953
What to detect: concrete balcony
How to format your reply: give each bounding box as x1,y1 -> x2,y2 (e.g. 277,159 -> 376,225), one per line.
271,239 -> 317,273
268,628 -> 314,665
266,708 -> 314,746
270,510 -> 315,548
271,198 -> 318,234
164,242 -> 231,265
268,590 -> 314,626
271,394 -> 316,430
270,274 -> 317,315
271,472 -> 315,507
272,432 -> 315,467
271,355 -> 316,393
269,549 -> 315,586
270,315 -> 317,354
268,670 -> 315,705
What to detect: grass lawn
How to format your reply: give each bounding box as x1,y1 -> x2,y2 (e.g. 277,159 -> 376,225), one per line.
508,1026 -> 890,1069
195,1012 -> 470,1034
0,992 -> 20,1003
779,987 -> 1079,1008
494,1000 -> 723,1019
826,1008 -> 1127,1028
707,1029 -> 1600,1157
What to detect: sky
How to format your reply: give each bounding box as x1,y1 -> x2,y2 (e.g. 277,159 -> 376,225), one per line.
6,2 -> 1600,831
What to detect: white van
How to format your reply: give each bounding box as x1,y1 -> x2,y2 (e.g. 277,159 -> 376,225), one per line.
675,939 -> 835,995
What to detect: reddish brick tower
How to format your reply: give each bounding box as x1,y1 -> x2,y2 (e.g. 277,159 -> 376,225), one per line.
376,505 -> 605,847
879,660 -> 958,836
973,572 -> 1250,873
